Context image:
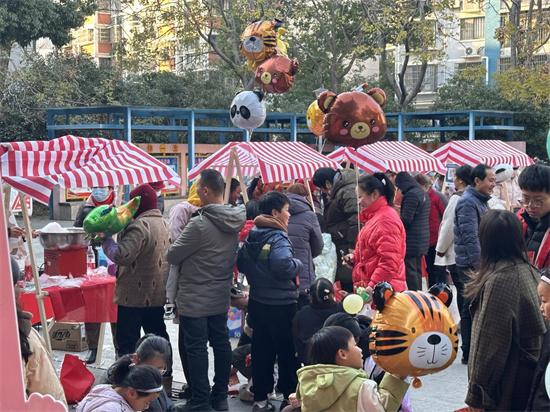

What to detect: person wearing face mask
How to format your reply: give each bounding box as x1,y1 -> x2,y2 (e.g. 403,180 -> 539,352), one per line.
74,186 -> 118,364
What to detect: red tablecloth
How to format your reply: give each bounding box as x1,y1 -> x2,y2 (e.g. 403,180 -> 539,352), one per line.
21,276 -> 117,323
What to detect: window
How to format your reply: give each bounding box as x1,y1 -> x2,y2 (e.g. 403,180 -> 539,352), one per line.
404,65 -> 438,93
98,28 -> 111,43
99,58 -> 112,66
98,0 -> 111,11
500,12 -> 550,47
534,54 -> 549,66
498,57 -> 511,72
75,28 -> 94,43
460,17 -> 484,40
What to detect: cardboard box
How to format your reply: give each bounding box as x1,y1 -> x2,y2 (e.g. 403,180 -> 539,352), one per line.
49,322 -> 88,352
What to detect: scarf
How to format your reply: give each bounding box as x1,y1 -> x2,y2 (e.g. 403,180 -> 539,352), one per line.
254,214 -> 288,233
188,181 -> 202,207
88,191 -> 115,207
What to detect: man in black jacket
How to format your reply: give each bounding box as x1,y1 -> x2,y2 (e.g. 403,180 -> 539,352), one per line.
313,168 -> 358,292
394,172 -> 430,291
518,163 -> 550,270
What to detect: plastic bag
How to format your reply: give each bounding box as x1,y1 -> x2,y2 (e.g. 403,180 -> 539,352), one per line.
59,354 -> 94,403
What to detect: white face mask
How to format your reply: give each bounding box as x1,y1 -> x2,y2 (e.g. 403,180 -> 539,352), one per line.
156,190 -> 162,197
92,188 -> 109,202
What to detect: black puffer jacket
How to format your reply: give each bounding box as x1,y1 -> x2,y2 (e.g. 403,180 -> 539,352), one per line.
287,193 -> 324,295
395,172 -> 430,256
323,169 -> 359,249
521,210 -> 550,259
454,186 -> 491,269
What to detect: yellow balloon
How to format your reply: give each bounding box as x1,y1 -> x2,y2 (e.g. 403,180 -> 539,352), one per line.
343,294 -> 364,315
306,101 -> 324,137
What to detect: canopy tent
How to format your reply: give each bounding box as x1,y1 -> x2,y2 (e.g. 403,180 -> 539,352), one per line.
0,135 -> 181,359
1,135 -> 181,204
188,141 -> 341,182
430,140 -> 534,167
327,141 -> 446,174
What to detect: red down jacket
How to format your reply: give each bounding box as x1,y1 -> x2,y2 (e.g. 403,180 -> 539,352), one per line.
352,196 -> 407,291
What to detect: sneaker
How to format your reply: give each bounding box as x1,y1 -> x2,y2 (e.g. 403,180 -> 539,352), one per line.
211,398 -> 229,411
279,399 -> 290,411
178,384 -> 193,400
252,401 -> 276,411
178,400 -> 212,411
164,304 -> 176,320
238,384 -> 254,403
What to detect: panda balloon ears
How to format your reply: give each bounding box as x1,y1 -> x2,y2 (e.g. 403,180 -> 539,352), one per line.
372,282 -> 453,311
234,89 -> 265,102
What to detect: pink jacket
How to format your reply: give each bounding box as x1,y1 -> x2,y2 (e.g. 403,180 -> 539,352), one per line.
168,201 -> 200,242
76,384 -> 135,412
352,197 -> 407,291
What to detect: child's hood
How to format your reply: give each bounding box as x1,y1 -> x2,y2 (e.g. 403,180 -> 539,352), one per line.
296,364 -> 367,411
77,384 -> 135,412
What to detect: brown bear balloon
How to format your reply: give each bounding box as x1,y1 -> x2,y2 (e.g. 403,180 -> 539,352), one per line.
255,55 -> 299,94
318,84 -> 387,148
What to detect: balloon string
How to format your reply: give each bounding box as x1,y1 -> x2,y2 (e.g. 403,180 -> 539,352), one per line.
355,148 -> 362,232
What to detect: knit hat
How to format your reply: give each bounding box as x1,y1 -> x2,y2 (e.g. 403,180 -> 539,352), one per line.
130,184 -> 158,217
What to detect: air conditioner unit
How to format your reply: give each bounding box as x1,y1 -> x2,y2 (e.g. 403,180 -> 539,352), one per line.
463,46 -> 480,59
465,47 -> 473,55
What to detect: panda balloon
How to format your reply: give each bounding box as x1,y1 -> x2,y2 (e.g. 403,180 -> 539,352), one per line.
230,90 -> 267,132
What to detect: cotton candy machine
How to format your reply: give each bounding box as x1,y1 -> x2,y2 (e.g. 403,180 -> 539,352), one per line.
37,226 -> 90,277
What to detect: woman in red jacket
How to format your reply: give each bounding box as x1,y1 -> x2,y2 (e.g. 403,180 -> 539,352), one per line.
343,173 -> 407,297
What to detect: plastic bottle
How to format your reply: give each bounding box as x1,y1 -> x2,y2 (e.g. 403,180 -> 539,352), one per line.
97,247 -> 108,267
87,246 -> 96,269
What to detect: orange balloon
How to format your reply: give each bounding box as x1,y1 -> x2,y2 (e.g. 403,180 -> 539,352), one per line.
306,101 -> 324,137
369,282 -> 457,379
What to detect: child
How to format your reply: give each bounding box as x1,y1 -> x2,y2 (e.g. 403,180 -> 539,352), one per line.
237,191 -> 303,411
295,326 -> 409,412
526,270 -> 550,411
77,357 -> 163,412
100,334 -> 175,411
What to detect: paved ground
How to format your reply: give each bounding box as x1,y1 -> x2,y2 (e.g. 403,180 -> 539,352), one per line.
23,214 -> 469,411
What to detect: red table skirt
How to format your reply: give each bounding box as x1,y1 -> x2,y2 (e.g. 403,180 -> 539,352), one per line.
21,276 -> 118,324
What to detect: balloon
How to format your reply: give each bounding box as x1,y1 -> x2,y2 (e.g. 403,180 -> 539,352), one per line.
230,90 -> 266,132
276,27 -> 289,56
317,83 -> 387,148
255,55 -> 299,94
493,163 -> 514,183
547,127 -> 550,159
241,20 -> 278,72
369,282 -> 457,382
306,101 -> 324,137
83,196 -> 141,241
343,293 -> 364,315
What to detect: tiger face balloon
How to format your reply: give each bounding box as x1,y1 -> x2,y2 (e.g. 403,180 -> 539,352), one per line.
241,20 -> 277,64
369,282 -> 458,379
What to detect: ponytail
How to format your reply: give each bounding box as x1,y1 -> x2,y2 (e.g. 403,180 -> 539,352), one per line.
358,172 -> 396,206
110,356 -> 163,396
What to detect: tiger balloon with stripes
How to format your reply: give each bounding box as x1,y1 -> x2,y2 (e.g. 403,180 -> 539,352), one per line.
369,282 -> 458,387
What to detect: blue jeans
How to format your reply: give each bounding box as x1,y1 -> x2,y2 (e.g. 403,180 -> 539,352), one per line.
180,313 -> 232,404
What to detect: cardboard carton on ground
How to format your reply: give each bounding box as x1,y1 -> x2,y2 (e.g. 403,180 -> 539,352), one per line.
49,322 -> 88,352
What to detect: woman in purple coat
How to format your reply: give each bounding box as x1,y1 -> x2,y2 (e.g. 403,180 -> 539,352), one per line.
286,184 -> 324,309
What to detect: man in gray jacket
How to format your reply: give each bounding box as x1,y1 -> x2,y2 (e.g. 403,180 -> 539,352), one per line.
166,169 -> 246,412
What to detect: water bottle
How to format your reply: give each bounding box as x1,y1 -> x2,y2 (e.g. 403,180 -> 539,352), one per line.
87,246 -> 96,269
97,247 -> 108,267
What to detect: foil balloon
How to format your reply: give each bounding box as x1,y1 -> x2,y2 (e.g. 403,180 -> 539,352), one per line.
230,90 -> 266,132
343,293 -> 364,315
276,27 -> 289,56
255,55 -> 299,94
318,84 -> 387,148
546,127 -> 550,159
241,20 -> 278,72
369,282 -> 457,386
306,101 -> 324,137
493,163 -> 514,184
83,196 -> 141,241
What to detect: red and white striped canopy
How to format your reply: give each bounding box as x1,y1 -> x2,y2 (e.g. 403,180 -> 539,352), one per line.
430,140 -> 533,168
328,141 -> 446,174
188,141 -> 341,182
0,135 -> 181,204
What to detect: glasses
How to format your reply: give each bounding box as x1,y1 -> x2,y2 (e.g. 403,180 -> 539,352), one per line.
157,366 -> 167,375
520,198 -> 549,208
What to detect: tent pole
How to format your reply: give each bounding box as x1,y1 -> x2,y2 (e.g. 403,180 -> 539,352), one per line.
304,178 -> 315,210
233,149 -> 248,204
19,192 -> 52,354
224,151 -> 235,204
502,183 -> 511,211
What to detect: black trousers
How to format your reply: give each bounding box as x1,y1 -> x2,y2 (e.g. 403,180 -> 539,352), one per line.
116,305 -> 170,356
178,322 -> 192,390
456,266 -> 474,362
448,264 -> 464,315
248,299 -> 300,401
85,322 -> 118,350
404,255 -> 423,291
426,246 -> 448,287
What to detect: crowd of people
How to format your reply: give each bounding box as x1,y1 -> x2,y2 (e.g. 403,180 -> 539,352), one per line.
10,160 -> 550,412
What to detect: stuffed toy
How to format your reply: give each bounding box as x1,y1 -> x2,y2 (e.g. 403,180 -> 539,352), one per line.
255,55 -> 299,94
318,84 -> 387,148
369,282 -> 458,387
